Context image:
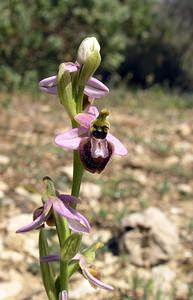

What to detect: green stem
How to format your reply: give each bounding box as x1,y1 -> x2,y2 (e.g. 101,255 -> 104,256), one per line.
54,213 -> 70,292
71,150 -> 84,199
76,85 -> 84,113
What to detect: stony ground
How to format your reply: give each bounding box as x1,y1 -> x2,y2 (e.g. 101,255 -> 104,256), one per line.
0,90 -> 193,300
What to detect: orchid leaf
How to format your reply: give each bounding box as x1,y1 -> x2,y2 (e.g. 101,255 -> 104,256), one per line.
39,229 -> 57,300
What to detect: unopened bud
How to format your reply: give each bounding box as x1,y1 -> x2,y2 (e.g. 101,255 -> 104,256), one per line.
77,37 -> 100,65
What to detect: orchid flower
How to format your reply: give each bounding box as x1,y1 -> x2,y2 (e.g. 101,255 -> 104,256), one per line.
55,106 -> 127,173
16,193 -> 91,234
39,62 -> 109,99
41,253 -> 114,291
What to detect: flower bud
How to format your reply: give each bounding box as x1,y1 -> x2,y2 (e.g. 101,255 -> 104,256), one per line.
57,63 -> 77,119
77,37 -> 100,65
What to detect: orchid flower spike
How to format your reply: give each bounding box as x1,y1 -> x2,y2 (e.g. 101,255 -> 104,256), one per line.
16,177 -> 91,234
55,106 -> 127,173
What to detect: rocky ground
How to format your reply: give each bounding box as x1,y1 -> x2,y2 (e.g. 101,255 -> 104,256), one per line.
0,90 -> 193,300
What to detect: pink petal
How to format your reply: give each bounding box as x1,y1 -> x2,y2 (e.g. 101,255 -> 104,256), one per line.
16,200 -> 53,233
59,290 -> 68,300
86,105 -> 99,117
107,133 -> 127,156
16,213 -> 46,233
53,199 -> 80,221
55,127 -> 88,150
64,62 -> 79,73
40,254 -> 60,262
39,75 -> 57,94
68,218 -> 91,233
79,256 -> 114,291
59,194 -> 79,206
75,113 -> 96,128
85,77 -> 109,98
67,208 -> 91,233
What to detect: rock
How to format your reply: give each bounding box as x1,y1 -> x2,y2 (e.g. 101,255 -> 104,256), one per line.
0,181 -> 8,192
23,233 -> 39,258
15,186 -> 30,197
178,184 -> 192,195
0,250 -> 24,263
0,155 -> 10,165
175,123 -> 192,137
0,191 -> 4,198
120,207 -> 180,267
60,165 -> 73,180
81,182 -> 102,200
0,278 -> 23,300
164,156 -> 179,167
181,154 -> 193,166
176,282 -> 188,300
132,170 -> 147,185
7,213 -> 32,232
70,279 -> 96,299
152,266 -> 176,294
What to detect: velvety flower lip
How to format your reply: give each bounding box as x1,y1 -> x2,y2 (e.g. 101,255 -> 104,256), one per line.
41,253 -> 114,291
55,105 -> 127,156
16,194 -> 91,234
39,62 -> 109,98
59,290 -> 68,300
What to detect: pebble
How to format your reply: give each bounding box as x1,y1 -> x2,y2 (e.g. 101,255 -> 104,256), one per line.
60,165 -> 73,180
81,182 -> 102,200
0,155 -> 10,165
178,184 -> 192,195
0,181 -> 8,192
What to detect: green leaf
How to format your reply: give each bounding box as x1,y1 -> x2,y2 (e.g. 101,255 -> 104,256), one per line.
39,230 -> 57,300
61,233 -> 82,262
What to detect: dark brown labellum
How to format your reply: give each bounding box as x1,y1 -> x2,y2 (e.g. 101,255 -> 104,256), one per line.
79,137 -> 113,173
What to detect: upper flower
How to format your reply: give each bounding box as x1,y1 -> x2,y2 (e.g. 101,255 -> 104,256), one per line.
16,177 -> 91,234
55,106 -> 127,173
39,63 -> 109,99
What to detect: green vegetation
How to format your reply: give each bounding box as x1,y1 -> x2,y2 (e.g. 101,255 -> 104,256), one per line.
1,0 -> 193,92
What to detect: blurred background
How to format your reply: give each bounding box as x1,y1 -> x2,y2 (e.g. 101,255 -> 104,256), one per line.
0,0 -> 193,300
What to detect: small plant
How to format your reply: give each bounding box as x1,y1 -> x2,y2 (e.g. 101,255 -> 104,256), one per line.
16,37 -> 127,299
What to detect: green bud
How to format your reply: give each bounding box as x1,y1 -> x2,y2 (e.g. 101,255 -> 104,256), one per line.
77,37 -> 100,65
57,63 -> 77,119
42,176 -> 58,198
78,50 -> 101,86
61,233 -> 82,261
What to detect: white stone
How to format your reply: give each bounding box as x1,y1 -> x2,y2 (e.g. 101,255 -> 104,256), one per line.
0,155 -> 10,165
81,182 -> 102,200
7,213 -> 32,232
121,207 -> 180,267
60,165 -> 73,180
0,280 -> 22,300
178,184 -> 192,194
0,250 -> 24,263
0,181 -> 8,192
152,265 -> 176,294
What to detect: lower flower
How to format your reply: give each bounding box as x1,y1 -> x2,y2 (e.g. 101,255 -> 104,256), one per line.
41,253 -> 114,291
55,106 -> 127,173
16,178 -> 91,234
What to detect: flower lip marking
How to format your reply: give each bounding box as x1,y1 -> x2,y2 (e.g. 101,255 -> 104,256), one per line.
90,109 -> 110,140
